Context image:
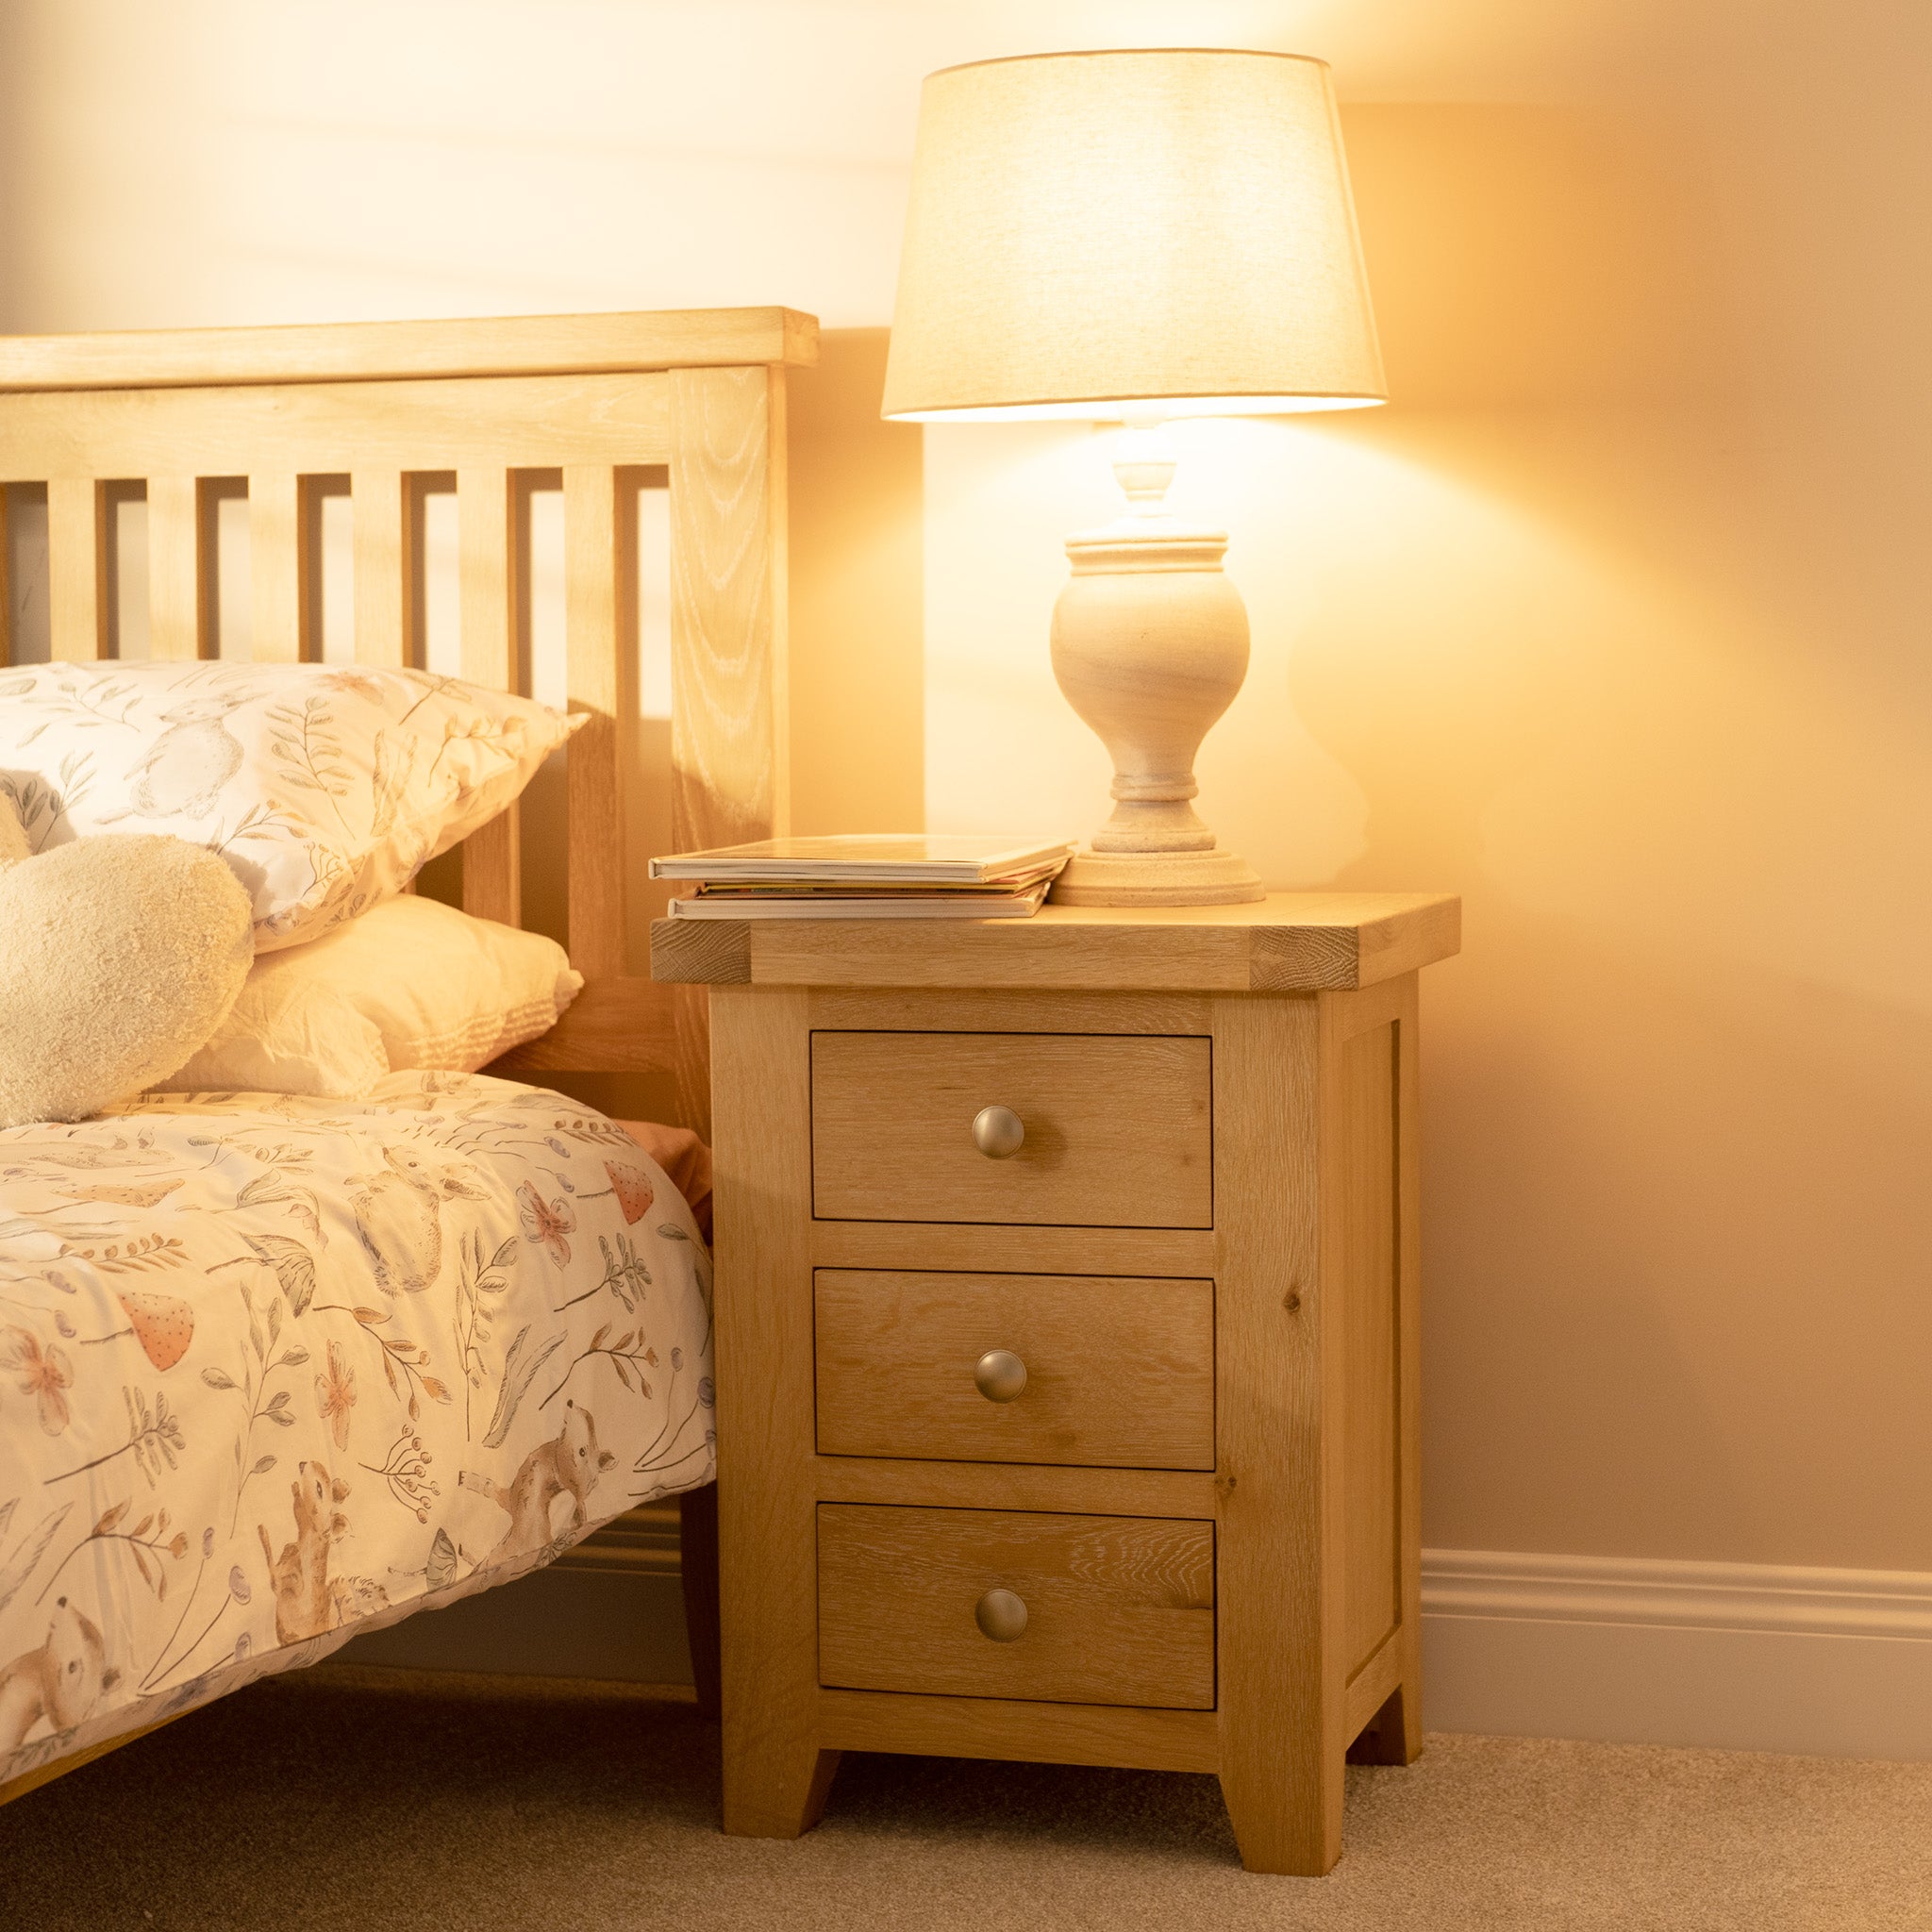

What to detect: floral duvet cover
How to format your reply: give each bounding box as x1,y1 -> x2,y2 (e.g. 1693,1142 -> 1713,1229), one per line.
0,1073 -> 713,1790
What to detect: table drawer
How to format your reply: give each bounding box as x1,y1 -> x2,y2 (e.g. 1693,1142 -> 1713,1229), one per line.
817,1505 -> 1215,1709
810,1031 -> 1212,1227
815,1270 -> 1214,1470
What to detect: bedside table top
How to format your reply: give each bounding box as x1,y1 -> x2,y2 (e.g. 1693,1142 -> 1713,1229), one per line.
649,891 -> 1458,993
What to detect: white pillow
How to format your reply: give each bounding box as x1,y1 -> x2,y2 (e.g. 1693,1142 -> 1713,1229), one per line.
153,894 -> 583,1100
0,660 -> 578,953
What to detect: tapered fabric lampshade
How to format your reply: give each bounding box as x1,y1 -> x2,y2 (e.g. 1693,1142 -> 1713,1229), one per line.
880,48 -> 1387,422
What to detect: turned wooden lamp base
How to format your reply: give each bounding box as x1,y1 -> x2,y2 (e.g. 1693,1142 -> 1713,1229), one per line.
1045,425 -> 1265,909
1051,844 -> 1264,907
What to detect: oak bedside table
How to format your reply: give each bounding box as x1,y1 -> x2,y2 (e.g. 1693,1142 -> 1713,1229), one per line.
651,892 -> 1460,1876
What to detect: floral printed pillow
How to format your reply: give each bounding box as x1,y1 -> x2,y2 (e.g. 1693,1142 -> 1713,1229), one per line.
0,662 -> 579,953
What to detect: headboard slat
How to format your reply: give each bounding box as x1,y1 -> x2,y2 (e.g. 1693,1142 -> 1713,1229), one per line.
146,475 -> 208,661
248,473 -> 306,663
350,468 -> 412,668
458,466 -> 522,927
563,464 -> 630,977
46,477 -> 108,661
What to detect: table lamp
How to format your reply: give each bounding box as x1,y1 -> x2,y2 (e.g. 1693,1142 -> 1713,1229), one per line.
882,49 -> 1387,905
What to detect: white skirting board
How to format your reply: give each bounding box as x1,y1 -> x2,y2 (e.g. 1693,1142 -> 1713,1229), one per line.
1423,1549 -> 1932,1760
341,1526 -> 1932,1761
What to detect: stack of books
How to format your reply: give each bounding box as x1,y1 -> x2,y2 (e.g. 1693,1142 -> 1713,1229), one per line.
651,835 -> 1074,920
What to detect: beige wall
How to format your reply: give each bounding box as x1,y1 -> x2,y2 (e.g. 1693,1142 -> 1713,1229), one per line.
4,0 -> 1929,1574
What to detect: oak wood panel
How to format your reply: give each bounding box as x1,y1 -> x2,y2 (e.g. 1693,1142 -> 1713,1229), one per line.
248,472 -> 307,662
810,1031 -> 1212,1228
809,1220 -> 1217,1279
808,987 -> 1212,1038
668,365 -> 789,1135
1333,974 -> 1424,1766
1344,1630 -> 1403,1743
563,464 -> 631,977
145,475 -> 208,661
1339,1021 -> 1401,1677
0,306 -> 817,392
711,987 -> 837,1835
814,1269 -> 1214,1469
818,1688 -> 1219,1774
0,372 -> 672,478
46,476 -> 108,660
817,1505 -> 1216,1708
649,893 -> 1461,991
813,1456 -> 1217,1520
1210,991 -> 1342,1874
483,977 -> 677,1075
457,465 -> 521,925
350,468 -> 411,668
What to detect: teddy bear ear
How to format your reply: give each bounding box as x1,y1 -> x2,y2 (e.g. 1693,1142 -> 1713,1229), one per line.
331,1477 -> 351,1502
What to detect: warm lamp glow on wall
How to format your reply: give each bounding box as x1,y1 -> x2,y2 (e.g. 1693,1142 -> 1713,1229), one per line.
883,48 -> 1386,904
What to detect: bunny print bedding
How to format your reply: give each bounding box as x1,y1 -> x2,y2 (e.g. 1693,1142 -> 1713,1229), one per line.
0,1072 -> 714,1790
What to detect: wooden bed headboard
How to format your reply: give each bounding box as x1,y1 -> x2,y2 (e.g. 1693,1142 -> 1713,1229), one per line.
0,307 -> 817,1137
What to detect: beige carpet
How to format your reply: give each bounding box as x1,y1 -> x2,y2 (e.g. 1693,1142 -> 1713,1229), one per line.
1,1665 -> 1926,1931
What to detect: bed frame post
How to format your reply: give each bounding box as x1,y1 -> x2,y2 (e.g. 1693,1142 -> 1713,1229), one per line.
666,362 -> 791,1139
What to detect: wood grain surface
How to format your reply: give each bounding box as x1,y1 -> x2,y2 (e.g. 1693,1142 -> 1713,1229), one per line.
666,364 -> 789,1134
145,475 -> 207,660
813,1456 -> 1217,1520
810,1030 -> 1212,1228
0,373 -> 674,480
817,1504 -> 1216,1708
1210,991 -> 1341,1874
563,463 -> 632,977
0,306 -> 816,392
808,1219 -> 1217,1279
814,1269 -> 1214,1469
649,892 -> 1461,991
46,475 -> 107,660
817,1686 -> 1219,1774
456,464 -> 521,926
247,471 -> 306,662
1333,974 -> 1425,1767
351,467 -> 411,668
1340,1020 -> 1401,1678
711,987 -> 839,1835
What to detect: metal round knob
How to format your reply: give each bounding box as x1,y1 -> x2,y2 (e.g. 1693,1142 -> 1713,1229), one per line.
974,1349 -> 1028,1403
974,1588 -> 1029,1643
972,1104 -> 1025,1159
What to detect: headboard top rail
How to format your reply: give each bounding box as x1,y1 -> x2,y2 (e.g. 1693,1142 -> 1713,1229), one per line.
0,306 -> 819,395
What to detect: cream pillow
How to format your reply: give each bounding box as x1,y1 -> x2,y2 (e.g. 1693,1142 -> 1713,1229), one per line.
0,800 -> 254,1128
0,660 -> 578,954
155,894 -> 583,1099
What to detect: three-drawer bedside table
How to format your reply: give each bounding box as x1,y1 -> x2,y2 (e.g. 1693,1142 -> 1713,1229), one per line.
651,892 -> 1460,1875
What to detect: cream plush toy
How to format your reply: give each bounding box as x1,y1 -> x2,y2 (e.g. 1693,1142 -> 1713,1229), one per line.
0,791 -> 255,1128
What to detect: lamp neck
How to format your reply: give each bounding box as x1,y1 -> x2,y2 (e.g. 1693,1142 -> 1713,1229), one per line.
1111,411 -> 1177,517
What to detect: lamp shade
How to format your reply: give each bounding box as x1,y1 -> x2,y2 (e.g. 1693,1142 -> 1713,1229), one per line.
880,48 -> 1387,422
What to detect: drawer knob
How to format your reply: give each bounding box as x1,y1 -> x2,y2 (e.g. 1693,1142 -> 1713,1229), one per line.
974,1587 -> 1029,1642
974,1348 -> 1028,1403
972,1104 -> 1025,1158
